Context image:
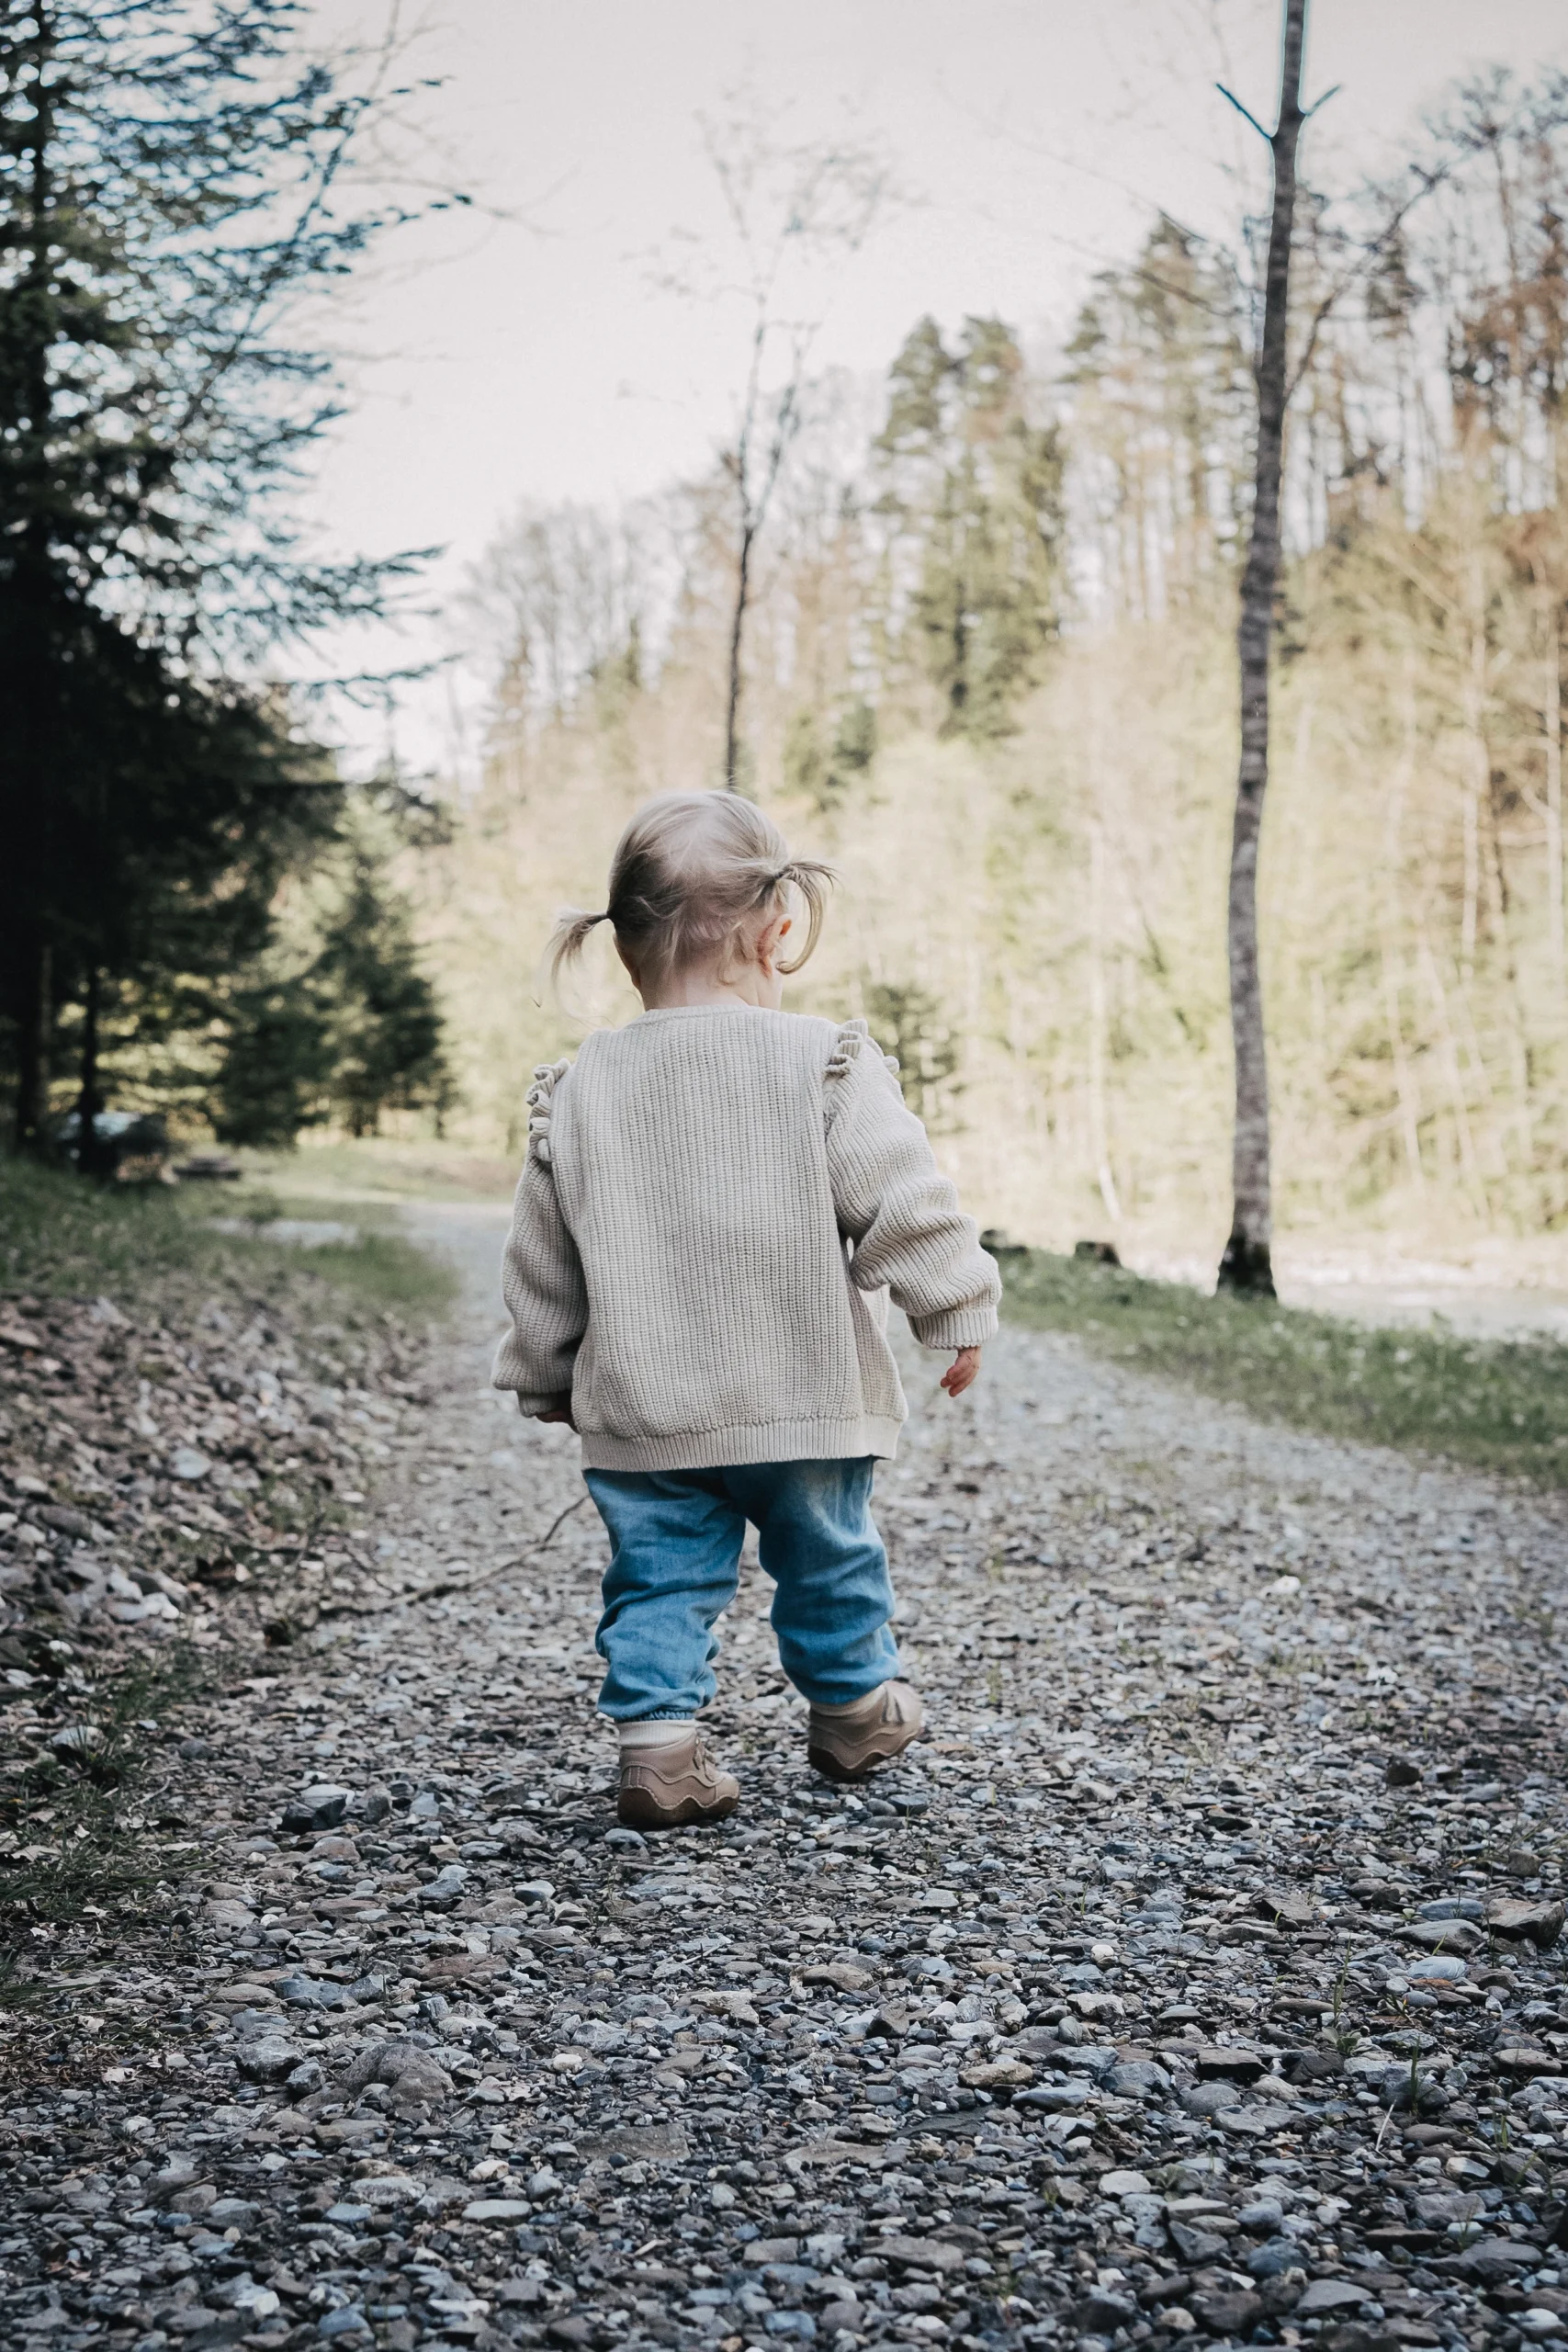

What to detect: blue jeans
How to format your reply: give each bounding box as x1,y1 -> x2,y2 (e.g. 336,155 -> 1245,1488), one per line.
584,1457 -> 900,1720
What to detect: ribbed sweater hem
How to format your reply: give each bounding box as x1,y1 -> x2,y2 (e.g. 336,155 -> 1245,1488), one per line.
908,1306 -> 1000,1349
578,1413 -> 906,1473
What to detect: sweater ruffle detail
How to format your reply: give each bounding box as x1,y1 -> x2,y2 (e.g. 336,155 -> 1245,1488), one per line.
525,1058 -> 570,1165
825,1016 -> 899,1083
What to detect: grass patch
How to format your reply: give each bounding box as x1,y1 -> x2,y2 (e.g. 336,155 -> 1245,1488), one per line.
241,1134 -> 516,1203
284,1227 -> 457,1315
999,1249 -> 1568,1487
0,1154 -> 235,1299
0,1156 -> 455,1317
0,1643 -> 231,1985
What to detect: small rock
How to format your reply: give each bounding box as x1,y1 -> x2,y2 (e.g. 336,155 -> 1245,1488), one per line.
1218,2101 -> 1299,2135
1103,2058 -> 1170,2099
356,2176 -> 424,2208
279,1783 -> 352,1834
1495,2043 -> 1558,2077
1169,2221 -> 1230,2263
1180,2082 -> 1236,2117
205,2197 -> 260,2229
961,2055 -> 1034,2089
1099,2168 -> 1152,2197
1401,1917 -> 1482,1954
1190,2290 -> 1263,2337
1294,2281 -> 1373,2316
875,2237 -> 964,2274
1487,1897 -> 1566,1950
237,2036 -> 302,2083
1254,1887 -> 1316,1927
1194,2044 -> 1265,2083
803,1961 -> 875,1992
275,1972 -> 351,2010
1077,2293 -> 1137,2334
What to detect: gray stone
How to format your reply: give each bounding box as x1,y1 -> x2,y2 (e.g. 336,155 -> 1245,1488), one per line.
1104,2058 -> 1171,2099
279,1784 -> 351,1833
1076,2295 -> 1136,2335
1401,1917 -> 1482,1955
236,2036 -> 301,2082
204,2199 -> 261,2230
1488,1898 -> 1566,1950
1294,2281 -> 1374,2315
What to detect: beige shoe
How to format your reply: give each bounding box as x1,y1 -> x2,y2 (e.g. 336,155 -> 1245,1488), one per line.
807,1680 -> 924,1781
617,1728 -> 739,1829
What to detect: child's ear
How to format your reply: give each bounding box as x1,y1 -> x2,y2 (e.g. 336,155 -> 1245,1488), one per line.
756,910 -> 792,971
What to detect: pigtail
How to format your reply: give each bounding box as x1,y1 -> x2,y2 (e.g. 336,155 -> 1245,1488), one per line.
772,858 -> 835,974
547,906 -> 611,989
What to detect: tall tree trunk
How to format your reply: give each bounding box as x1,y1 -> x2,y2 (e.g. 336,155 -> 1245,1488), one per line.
1542,586 -> 1564,994
723,518 -> 754,791
1217,0 -> 1307,1297
14,937 -> 53,1157
7,18 -> 58,1158
75,963 -> 107,1178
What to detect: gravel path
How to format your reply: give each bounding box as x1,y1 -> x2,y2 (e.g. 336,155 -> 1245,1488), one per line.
10,1206 -> 1568,2352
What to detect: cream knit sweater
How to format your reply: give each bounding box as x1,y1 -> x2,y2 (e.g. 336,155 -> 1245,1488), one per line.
491,1007 -> 1000,1472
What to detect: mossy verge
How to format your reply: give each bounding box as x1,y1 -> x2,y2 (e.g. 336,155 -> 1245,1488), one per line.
0,1643 -> 243,2003
0,1156 -> 456,1317
999,1248 -> 1568,1487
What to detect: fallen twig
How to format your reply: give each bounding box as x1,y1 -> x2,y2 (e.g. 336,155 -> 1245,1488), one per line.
317,1493 -> 591,1618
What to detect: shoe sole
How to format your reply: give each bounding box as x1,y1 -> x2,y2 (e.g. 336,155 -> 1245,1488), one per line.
807,1724 -> 920,1783
617,1786 -> 739,1829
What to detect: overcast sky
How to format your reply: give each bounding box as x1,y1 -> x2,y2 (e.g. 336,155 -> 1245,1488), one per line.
301,0 -> 1568,777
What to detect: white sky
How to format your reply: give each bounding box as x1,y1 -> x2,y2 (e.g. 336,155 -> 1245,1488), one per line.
301,0 -> 1568,775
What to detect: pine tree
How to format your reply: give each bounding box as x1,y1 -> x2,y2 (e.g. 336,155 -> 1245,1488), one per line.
0,1 -> 430,1152
313,851 -> 450,1141
875,316 -> 1065,736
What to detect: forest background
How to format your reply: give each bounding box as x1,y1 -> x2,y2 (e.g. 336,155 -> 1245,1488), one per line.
421,71 -> 1568,1264
6,5 -> 1568,1281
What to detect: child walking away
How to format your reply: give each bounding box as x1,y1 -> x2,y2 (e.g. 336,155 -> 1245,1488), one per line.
493,792 -> 1000,1829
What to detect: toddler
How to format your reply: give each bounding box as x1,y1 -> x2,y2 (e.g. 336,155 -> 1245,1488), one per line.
493,790 -> 999,1828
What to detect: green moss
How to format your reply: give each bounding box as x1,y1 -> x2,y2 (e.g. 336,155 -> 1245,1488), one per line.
999,1249 -> 1568,1487
0,1645 -> 231,1971
0,1158 -> 455,1318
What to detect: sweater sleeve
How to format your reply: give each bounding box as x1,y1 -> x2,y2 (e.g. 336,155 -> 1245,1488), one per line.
491,1063 -> 588,1414
823,1021 -> 1001,1350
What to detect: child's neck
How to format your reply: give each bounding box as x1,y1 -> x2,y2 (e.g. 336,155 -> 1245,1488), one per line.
637,966 -> 784,1014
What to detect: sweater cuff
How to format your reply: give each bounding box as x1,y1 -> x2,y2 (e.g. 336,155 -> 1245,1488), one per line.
512,1388 -> 570,1417
909,1306 -> 998,1350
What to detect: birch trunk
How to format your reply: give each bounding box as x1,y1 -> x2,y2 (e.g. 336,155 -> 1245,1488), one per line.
723,514 -> 754,791
1217,0 -> 1307,1296
1544,593 -> 1564,993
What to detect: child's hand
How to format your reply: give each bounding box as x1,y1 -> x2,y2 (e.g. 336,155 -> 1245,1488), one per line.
941,1345 -> 981,1400
536,1401 -> 577,1429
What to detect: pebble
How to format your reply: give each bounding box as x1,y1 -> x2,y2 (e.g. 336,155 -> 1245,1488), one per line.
6,1277 -> 1568,2352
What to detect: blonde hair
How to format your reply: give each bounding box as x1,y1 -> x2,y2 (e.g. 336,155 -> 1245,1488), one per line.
549,792 -> 833,990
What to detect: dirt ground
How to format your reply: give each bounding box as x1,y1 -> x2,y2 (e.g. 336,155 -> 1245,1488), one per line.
7,1202 -> 1568,2352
